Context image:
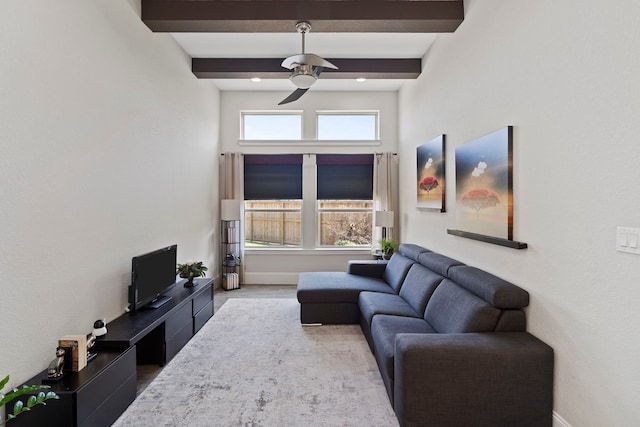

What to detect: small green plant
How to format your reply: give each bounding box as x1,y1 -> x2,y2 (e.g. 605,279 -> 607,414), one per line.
1,375 -> 59,423
176,260 -> 208,281
379,238 -> 398,255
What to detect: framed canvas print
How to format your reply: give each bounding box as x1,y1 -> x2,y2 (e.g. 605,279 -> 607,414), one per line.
416,135 -> 446,212
455,126 -> 513,240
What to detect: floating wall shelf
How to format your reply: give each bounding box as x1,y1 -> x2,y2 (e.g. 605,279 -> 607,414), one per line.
447,229 -> 528,250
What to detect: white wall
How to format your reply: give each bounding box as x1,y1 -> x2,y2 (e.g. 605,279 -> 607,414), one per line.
0,0 -> 220,389
220,91 -> 398,284
398,1 -> 640,426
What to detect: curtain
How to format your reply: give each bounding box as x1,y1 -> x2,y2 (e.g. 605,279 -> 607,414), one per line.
220,153 -> 244,284
373,153 -> 399,241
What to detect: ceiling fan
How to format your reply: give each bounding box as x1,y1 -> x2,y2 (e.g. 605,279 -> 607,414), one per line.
278,21 -> 338,105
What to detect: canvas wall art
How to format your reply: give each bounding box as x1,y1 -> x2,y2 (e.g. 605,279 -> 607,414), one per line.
455,127 -> 513,240
416,135 -> 446,212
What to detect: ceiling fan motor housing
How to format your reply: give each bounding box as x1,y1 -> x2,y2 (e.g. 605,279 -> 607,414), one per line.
289,64 -> 318,88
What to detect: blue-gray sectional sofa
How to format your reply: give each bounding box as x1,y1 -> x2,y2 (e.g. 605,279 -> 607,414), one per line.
297,243 -> 554,427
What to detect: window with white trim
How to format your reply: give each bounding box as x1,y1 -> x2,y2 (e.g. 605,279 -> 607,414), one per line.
243,154 -> 374,248
241,111 -> 302,140
317,154 -> 374,247
244,155 -> 303,247
316,111 -> 379,140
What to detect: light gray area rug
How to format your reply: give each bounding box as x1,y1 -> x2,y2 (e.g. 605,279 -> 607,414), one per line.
113,298 -> 398,427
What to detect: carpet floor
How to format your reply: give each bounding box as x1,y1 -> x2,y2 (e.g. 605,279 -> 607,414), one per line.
112,298 -> 399,427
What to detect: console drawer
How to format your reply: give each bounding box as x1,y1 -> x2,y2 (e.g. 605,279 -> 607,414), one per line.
164,302 -> 191,340
194,300 -> 214,333
193,283 -> 213,314
165,321 -> 193,362
78,372 -> 136,427
76,347 -> 136,425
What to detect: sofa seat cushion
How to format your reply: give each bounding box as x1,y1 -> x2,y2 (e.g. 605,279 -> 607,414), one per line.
359,292 -> 421,327
371,315 -> 435,381
297,272 -> 394,305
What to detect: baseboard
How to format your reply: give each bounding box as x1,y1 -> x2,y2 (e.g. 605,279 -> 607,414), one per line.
243,272 -> 299,285
553,411 -> 572,427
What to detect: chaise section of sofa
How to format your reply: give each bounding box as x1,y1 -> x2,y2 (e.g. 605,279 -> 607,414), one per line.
297,247 -> 417,324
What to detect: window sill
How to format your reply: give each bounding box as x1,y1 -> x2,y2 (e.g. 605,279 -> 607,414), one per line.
239,139 -> 382,146
244,247 -> 373,256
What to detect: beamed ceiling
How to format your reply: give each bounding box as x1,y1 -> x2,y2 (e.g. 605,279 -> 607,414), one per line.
140,0 -> 464,91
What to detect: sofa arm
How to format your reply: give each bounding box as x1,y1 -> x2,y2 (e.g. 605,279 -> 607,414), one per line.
347,260 -> 387,278
394,332 -> 554,427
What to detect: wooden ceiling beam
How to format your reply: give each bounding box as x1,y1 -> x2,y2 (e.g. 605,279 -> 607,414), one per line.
142,1 -> 464,33
192,58 -> 422,79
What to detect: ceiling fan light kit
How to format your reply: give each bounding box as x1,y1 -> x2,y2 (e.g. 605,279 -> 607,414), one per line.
279,21 -> 339,104
289,64 -> 318,89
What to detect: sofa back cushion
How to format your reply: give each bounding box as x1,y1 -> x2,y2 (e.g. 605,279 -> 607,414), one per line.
383,253 -> 415,293
424,279 -> 501,333
398,244 -> 431,262
417,252 -> 465,277
447,265 -> 529,309
399,264 -> 444,316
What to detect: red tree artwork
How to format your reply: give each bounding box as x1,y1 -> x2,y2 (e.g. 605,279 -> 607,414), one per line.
460,189 -> 499,217
419,176 -> 439,198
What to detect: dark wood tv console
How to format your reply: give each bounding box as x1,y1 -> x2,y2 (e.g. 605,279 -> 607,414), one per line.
10,278 -> 214,427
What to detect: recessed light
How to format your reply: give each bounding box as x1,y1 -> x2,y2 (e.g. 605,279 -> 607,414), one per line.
251,77 -> 262,83
356,77 -> 367,83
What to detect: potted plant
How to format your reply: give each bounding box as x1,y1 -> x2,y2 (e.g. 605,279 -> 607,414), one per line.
379,238 -> 398,260
176,260 -> 208,288
1,375 -> 59,424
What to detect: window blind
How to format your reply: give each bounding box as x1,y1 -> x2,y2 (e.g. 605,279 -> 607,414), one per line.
317,154 -> 374,200
244,154 -> 303,200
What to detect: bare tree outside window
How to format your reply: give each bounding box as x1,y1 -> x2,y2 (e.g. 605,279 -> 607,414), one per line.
318,200 -> 373,246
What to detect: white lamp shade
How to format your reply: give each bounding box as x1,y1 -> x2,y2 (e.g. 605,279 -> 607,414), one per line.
221,199 -> 242,221
375,211 -> 394,228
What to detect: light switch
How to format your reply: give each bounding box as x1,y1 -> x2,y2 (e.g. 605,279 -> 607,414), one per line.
619,233 -> 628,247
617,227 -> 640,255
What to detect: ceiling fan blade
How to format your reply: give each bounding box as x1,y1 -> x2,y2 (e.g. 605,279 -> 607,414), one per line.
281,54 -> 304,69
304,54 -> 338,69
281,54 -> 338,70
278,88 -> 309,105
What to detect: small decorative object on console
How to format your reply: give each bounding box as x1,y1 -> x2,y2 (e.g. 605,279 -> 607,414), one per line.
58,334 -> 87,372
177,260 -> 208,288
46,347 -> 66,379
92,319 -> 107,337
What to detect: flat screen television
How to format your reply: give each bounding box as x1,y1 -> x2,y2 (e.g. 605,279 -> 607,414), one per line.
129,244 -> 177,312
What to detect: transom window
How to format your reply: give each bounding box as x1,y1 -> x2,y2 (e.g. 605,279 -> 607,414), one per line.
316,111 -> 379,140
241,112 -> 302,140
